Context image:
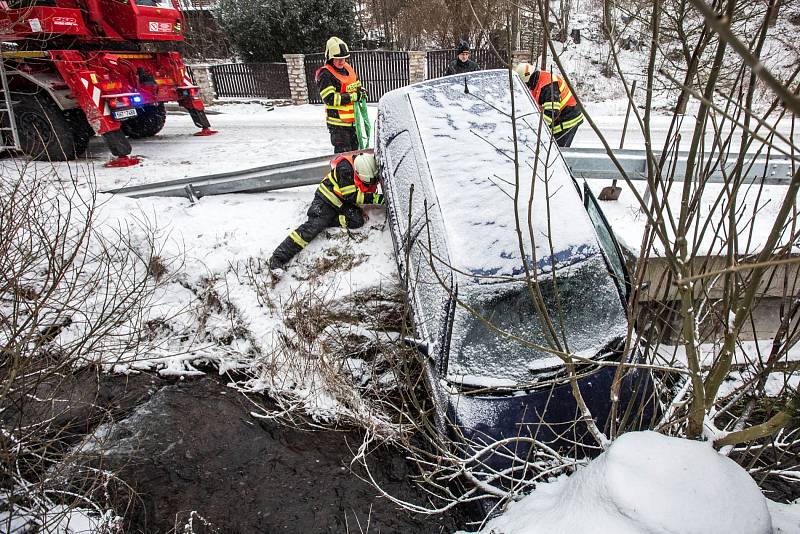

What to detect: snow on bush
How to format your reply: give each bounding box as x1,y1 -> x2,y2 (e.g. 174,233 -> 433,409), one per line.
467,431 -> 774,534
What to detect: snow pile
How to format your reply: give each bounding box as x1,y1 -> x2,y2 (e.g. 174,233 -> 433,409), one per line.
466,431 -> 776,534
0,505 -> 121,534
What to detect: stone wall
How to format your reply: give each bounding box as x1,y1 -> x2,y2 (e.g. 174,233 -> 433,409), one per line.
511,50 -> 533,68
187,64 -> 215,106
283,54 -> 309,105
408,51 -> 426,84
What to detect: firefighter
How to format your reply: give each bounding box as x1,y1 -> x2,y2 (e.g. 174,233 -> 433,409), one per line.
316,37 -> 367,153
268,153 -> 385,273
444,40 -> 481,76
514,63 -> 584,147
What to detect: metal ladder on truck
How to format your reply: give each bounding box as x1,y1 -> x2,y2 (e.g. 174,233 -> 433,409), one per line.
0,44 -> 20,152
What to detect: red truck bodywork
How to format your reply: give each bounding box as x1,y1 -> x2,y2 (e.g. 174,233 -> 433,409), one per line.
0,0 -> 214,164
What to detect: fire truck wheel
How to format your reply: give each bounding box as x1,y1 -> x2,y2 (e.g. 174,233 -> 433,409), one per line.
121,103 -> 167,139
13,93 -> 83,161
63,109 -> 94,156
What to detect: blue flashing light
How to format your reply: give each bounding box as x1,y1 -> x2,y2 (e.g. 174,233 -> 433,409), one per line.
131,94 -> 143,104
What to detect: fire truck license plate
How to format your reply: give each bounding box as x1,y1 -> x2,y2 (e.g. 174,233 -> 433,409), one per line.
113,109 -> 138,120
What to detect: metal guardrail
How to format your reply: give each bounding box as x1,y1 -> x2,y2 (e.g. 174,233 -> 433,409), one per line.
565,147 -> 794,185
105,147 -> 794,200
107,153 -> 338,200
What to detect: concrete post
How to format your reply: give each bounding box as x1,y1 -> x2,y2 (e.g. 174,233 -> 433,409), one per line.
187,63 -> 215,106
511,50 -> 532,68
283,54 -> 309,105
408,51 -> 426,83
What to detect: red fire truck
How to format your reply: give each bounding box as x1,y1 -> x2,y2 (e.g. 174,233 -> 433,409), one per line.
0,0 -> 216,166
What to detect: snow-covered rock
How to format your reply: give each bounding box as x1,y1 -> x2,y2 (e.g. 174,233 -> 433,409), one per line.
468,431 -> 774,534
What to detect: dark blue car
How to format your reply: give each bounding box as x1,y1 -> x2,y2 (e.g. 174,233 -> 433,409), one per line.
375,70 -> 650,491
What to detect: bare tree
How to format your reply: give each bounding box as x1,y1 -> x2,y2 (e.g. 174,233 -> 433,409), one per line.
0,161 -> 164,532
544,0 -> 800,488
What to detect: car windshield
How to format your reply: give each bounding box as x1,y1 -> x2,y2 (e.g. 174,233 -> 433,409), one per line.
447,254 -> 627,387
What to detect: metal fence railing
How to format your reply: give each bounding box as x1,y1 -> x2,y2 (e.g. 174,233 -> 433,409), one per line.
208,49 -> 509,102
304,50 -> 410,104
211,62 -> 291,99
426,49 -> 510,79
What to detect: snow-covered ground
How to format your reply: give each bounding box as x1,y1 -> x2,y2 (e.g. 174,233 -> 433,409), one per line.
5,101 -> 799,532
463,431 -> 800,534
30,101 -> 796,192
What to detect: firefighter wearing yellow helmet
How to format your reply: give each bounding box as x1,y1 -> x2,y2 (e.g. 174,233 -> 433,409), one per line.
514,62 -> 584,147
268,153 -> 385,273
315,37 -> 366,153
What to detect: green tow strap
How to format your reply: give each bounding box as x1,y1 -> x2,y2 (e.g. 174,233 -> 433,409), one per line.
354,96 -> 371,150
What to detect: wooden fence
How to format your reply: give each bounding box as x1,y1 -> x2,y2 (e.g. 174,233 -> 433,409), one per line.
211,63 -> 291,99
427,49 -> 510,78
304,50 -> 410,104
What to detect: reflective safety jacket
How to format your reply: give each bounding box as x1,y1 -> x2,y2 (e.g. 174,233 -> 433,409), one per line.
317,155 -> 385,209
529,71 -> 584,135
316,62 -> 360,128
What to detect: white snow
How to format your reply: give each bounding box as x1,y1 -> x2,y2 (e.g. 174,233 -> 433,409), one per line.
16,103 -> 373,191
462,431 -> 780,534
89,185 -> 397,419
4,92 -> 798,531
585,178 -> 799,257
656,339 -> 800,369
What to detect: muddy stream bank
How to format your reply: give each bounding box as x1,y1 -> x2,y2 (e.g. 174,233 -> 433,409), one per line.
15,370 -> 469,533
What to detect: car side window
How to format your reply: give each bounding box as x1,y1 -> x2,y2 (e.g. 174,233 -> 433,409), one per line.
383,130 -> 451,347
583,182 -> 629,302
383,131 -> 417,237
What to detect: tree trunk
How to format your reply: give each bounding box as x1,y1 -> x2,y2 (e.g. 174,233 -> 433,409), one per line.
511,2 -> 520,49
381,0 -> 393,48
541,0 -> 549,69
603,0 -> 614,40
559,0 -> 571,42
768,0 -> 782,26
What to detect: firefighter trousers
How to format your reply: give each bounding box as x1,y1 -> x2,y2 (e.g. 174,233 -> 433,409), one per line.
269,194 -> 365,269
555,123 -> 579,148
329,126 -> 359,153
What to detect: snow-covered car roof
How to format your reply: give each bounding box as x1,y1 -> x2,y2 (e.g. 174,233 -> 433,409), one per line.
378,69 -> 602,283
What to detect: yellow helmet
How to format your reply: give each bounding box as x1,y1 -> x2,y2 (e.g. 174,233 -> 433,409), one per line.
354,154 -> 378,184
514,62 -> 536,84
325,37 -> 351,61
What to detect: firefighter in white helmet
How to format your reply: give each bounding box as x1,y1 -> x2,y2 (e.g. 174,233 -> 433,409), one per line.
269,153 -> 384,273
315,37 -> 367,153
515,62 -> 584,147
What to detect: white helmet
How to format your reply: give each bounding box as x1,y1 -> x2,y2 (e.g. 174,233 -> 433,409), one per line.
354,154 -> 378,184
325,37 -> 350,61
514,62 -> 536,84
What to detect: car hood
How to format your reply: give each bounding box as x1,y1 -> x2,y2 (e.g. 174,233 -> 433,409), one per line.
443,363 -> 646,456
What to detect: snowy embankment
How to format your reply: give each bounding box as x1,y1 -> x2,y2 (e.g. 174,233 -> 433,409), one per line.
462,431 -> 800,534
97,186 -> 398,420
